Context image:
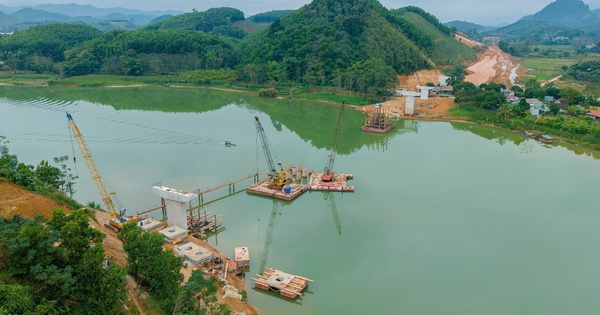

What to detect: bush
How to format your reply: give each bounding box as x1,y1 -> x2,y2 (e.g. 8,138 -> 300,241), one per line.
258,88 -> 277,98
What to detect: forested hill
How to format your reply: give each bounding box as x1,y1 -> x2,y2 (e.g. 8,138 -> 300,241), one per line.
239,0 -> 471,95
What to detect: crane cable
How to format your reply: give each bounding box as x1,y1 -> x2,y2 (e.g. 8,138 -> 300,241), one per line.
67,122 -> 79,177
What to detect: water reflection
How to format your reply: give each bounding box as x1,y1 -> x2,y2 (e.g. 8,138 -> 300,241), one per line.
364,119 -> 419,152
258,199 -> 289,273
450,121 -> 600,159
323,192 -> 342,236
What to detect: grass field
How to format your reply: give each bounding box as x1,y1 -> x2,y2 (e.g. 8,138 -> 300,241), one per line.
519,46 -> 600,83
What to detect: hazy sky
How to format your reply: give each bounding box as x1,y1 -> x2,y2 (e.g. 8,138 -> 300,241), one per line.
5,0 -> 600,25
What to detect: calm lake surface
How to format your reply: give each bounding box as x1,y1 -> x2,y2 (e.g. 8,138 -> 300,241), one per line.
2,86 -> 600,315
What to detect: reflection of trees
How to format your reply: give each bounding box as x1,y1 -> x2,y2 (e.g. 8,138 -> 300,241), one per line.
451,121 -> 600,159
0,86 -> 236,113
450,122 -> 526,147
519,140 -> 533,154
365,119 -> 419,152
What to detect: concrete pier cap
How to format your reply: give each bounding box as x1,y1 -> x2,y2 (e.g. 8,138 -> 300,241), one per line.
152,185 -> 197,229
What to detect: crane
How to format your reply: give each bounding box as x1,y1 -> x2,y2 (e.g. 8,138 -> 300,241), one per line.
322,100 -> 346,181
254,116 -> 289,189
66,112 -> 126,231
259,200 -> 284,273
324,192 -> 342,235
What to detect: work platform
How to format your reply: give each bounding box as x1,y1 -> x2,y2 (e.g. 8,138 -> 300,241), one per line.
309,173 -> 354,192
252,267 -> 313,299
246,178 -> 308,201
362,124 -> 395,134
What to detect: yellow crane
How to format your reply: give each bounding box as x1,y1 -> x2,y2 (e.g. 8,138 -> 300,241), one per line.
66,112 -> 126,231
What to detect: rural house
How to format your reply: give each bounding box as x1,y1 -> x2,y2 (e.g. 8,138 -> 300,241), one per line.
587,109 -> 600,120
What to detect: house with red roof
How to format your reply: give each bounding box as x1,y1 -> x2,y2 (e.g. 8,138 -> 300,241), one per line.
587,109 -> 600,120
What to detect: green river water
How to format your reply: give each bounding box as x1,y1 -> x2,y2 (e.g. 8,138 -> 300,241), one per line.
2,86 -> 600,315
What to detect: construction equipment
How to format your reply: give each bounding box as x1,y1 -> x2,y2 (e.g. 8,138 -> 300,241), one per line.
66,112 -> 127,231
259,200 -> 284,273
322,100 -> 346,181
324,192 -> 341,235
254,116 -> 289,189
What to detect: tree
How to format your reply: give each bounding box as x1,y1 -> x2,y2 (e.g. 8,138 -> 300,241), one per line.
513,98 -> 531,117
475,90 -> 506,110
497,103 -> 513,120
118,221 -> 184,312
0,209 -> 127,314
173,271 -> 230,315
559,87 -> 584,105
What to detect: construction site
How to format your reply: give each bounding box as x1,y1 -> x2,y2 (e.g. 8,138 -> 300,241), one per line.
60,67 -> 466,309
61,97 -> 363,310
56,64 -> 480,311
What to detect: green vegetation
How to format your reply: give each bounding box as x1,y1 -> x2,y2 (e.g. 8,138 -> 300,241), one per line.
0,142 -> 234,314
566,60 -> 600,83
0,23 -> 102,65
0,2 -> 475,101
118,221 -> 229,314
399,11 -> 476,65
0,208 -> 127,314
144,7 -> 245,33
452,78 -> 600,148
0,136 -> 80,209
247,10 -> 294,23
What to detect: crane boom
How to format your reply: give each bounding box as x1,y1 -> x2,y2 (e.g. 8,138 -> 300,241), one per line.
66,113 -> 119,219
254,116 -> 288,189
254,116 -> 277,175
323,100 -> 346,181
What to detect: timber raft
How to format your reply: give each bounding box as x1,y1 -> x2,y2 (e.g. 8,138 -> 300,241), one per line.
309,172 -> 354,192
252,267 -> 313,299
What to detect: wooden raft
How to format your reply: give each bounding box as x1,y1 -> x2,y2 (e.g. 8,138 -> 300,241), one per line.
252,267 -> 314,299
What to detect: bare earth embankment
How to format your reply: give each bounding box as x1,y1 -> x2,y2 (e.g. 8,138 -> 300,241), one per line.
361,44 -> 519,119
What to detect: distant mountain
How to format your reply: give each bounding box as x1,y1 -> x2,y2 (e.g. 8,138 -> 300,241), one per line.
0,3 -> 181,31
1,3 -> 181,18
0,10 -> 18,28
10,8 -> 74,23
519,0 -> 599,28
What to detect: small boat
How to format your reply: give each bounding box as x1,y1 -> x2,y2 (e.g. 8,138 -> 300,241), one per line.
224,141 -> 236,147
524,131 -> 554,144
537,134 -> 553,144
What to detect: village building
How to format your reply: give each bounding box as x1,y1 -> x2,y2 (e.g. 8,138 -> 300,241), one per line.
526,98 -> 549,116
587,109 -> 600,120
501,88 -> 516,102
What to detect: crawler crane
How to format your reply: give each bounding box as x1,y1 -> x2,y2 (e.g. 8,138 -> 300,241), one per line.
322,100 -> 346,181
66,112 -> 127,231
254,116 -> 289,190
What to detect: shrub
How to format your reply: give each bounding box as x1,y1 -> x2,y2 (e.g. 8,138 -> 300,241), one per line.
258,88 -> 277,98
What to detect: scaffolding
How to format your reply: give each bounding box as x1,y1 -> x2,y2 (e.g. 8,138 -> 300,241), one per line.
362,104 -> 395,133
